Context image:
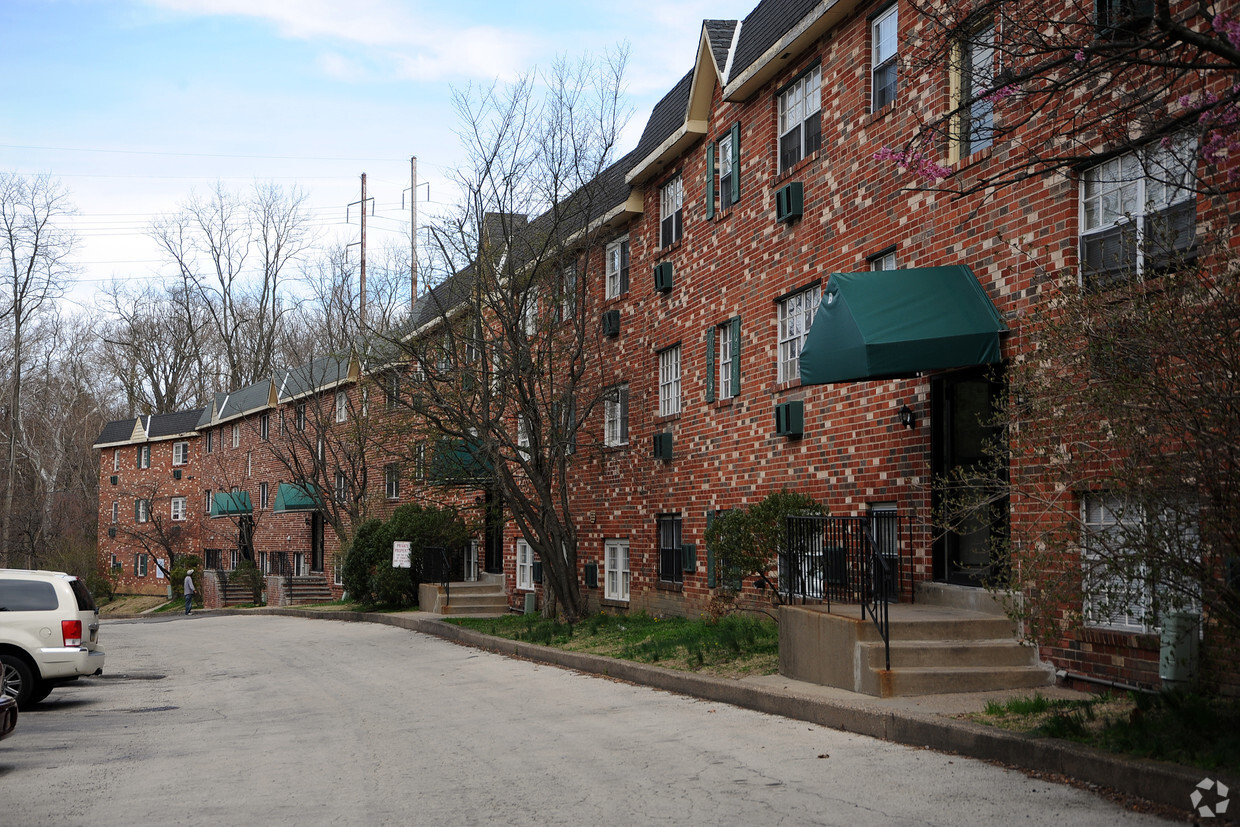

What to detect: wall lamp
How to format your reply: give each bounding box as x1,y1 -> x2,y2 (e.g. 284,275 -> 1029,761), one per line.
899,404 -> 917,430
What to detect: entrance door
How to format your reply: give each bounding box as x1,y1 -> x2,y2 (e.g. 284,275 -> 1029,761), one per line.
484,489 -> 504,574
311,513 -> 324,573
932,368 -> 1006,586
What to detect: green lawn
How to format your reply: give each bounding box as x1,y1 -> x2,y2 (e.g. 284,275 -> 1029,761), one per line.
449,611 -> 780,678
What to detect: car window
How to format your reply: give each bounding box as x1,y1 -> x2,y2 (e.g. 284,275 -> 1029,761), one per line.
69,579 -> 97,612
0,580 -> 59,611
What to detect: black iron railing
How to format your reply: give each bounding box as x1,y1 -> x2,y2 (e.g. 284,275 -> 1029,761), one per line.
423,546 -> 448,606
783,514 -> 906,670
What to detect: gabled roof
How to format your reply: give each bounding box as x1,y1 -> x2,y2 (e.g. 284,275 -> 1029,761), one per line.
704,20 -> 739,78
724,0 -> 860,101
148,407 -> 207,439
626,71 -> 700,186
93,418 -> 139,449
217,379 -> 276,422
278,356 -> 357,402
196,393 -> 228,429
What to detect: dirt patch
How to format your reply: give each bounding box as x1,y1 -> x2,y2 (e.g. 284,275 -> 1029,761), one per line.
100,595 -> 170,616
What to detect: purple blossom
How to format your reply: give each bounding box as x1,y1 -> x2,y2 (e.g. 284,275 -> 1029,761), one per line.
873,146 -> 954,182
1074,50 -> 1086,62
1215,13 -> 1240,50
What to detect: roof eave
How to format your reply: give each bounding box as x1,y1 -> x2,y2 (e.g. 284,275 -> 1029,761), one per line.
625,121 -> 710,187
723,0 -> 855,103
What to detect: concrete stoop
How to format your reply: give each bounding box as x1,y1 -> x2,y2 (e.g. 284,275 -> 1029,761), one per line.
286,576 -> 334,605
781,584 -> 1055,698
419,574 -> 508,616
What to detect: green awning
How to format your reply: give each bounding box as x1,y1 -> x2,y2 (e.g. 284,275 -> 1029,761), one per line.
273,482 -> 321,513
799,265 -> 1007,385
210,491 -> 252,518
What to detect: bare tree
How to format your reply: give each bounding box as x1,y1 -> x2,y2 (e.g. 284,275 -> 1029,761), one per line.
396,52 -> 629,621
889,1 -> 1240,199
150,181 -> 314,390
0,172 -> 76,566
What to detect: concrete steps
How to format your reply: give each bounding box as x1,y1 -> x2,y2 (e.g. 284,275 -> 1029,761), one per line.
420,573 -> 508,616
287,576 -> 333,605
780,583 -> 1056,697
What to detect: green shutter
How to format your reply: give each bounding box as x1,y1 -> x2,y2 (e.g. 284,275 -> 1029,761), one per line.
730,123 -> 741,204
706,510 -> 717,588
706,140 -> 716,219
730,316 -> 741,396
705,326 -> 716,403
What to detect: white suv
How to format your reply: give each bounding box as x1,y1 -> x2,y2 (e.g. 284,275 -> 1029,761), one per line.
0,570 -> 106,707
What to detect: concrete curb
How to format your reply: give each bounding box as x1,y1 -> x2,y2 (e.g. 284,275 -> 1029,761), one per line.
250,608 -> 1228,815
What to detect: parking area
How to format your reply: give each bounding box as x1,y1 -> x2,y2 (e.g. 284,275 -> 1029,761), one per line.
0,614 -> 1171,825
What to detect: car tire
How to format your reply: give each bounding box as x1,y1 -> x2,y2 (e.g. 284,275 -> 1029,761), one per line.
28,679 -> 53,705
0,655 -> 34,708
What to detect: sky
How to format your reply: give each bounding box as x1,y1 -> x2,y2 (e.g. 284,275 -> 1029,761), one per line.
1,0 -> 758,313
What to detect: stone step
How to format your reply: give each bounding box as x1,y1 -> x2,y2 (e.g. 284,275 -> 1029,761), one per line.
862,638 -> 1041,669
879,664 -> 1056,697
853,615 -> 1019,642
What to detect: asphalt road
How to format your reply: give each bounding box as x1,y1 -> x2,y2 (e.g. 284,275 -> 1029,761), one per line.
0,614 -> 1171,826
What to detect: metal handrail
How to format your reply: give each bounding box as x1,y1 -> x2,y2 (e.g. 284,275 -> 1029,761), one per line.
861,529 -> 891,671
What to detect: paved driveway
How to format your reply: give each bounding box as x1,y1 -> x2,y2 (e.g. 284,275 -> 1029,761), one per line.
0,615 -> 1170,826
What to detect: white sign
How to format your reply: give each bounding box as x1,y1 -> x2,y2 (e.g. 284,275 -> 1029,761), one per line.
392,541 -> 412,569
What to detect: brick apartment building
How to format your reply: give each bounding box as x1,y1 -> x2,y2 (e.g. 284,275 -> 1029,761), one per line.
95,0 -> 1238,693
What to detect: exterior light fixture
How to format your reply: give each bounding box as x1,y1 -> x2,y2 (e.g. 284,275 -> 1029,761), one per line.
899,404 -> 916,429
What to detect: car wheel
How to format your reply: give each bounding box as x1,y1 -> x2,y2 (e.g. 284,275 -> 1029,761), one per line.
0,655 -> 34,708
28,679 -> 53,705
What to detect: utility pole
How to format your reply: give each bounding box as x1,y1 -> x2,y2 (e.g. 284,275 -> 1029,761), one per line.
410,156 -> 418,313
347,173 -> 374,331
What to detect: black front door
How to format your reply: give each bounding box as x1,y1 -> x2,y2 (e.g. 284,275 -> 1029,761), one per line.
932,367 -> 1007,586
311,513 -> 324,573
484,489 -> 504,574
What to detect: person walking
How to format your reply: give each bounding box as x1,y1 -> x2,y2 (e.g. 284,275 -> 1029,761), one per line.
184,569 -> 196,615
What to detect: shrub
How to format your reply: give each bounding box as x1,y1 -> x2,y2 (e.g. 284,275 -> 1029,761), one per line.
342,506 -> 471,606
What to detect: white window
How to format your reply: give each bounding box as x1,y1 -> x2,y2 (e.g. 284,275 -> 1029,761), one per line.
779,66 -> 822,172
317,438 -> 325,463
260,413 -> 270,440
335,470 -> 347,502
204,490 -> 212,514
870,250 -> 897,271
386,464 -> 400,500
230,549 -> 240,570
1081,494 -> 1199,632
414,441 -> 426,480
523,289 -> 540,337
361,387 -> 369,418
334,560 -> 343,586
658,346 -> 681,417
660,175 -> 684,247
135,499 -> 150,524
718,323 -> 735,400
206,430 -> 214,454
111,501 -> 119,524
516,416 -> 531,453
872,6 -> 898,111
246,451 -> 252,478
778,286 -> 821,383
231,423 -> 240,448
135,553 -> 148,577
260,481 -> 269,510
604,384 -> 629,447
336,391 -> 348,423
604,540 -> 630,602
1080,134 -> 1197,284
170,496 -> 187,522
1082,494 -> 1148,631
296,403 -> 306,431
606,236 -> 630,299
958,22 -> 996,156
719,134 -> 738,209
113,449 -> 119,471
516,540 -> 535,591
137,445 -> 150,469
173,441 -> 189,466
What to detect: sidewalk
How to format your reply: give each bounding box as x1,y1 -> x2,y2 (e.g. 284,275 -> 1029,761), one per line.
258,607 -> 1227,818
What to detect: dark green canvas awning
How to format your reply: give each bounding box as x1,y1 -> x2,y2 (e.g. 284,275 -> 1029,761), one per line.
799,265 -> 1007,385
273,482 -> 321,513
210,491 -> 253,518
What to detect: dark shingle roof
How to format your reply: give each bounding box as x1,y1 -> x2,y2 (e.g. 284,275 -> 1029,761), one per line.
218,380 -> 273,420
704,20 -> 739,74
629,71 -> 694,167
279,357 -> 351,401
729,0 -> 823,84
148,407 -> 208,439
93,418 -> 137,448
